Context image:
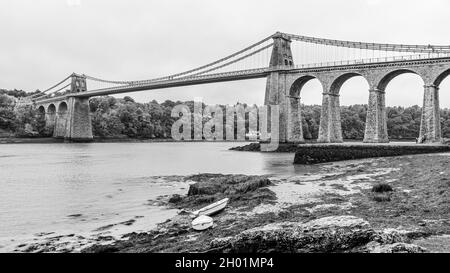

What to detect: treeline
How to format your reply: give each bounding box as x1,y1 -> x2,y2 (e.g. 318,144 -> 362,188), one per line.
303,104 -> 450,139
1,90 -> 450,139
90,96 -> 258,139
0,88 -> 40,98
89,96 -> 176,138
90,96 -> 450,140
0,92 -> 48,137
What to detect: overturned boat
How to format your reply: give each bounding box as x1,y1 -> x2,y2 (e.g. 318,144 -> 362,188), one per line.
191,215 -> 214,231
191,198 -> 229,218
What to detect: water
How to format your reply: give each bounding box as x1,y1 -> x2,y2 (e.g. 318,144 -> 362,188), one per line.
0,142 -> 301,252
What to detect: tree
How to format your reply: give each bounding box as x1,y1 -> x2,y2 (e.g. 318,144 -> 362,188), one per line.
13,104 -> 41,137
3,90 -> 450,140
0,94 -> 16,130
123,96 -> 135,103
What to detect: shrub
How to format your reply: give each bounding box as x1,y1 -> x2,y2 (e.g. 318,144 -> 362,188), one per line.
372,183 -> 393,193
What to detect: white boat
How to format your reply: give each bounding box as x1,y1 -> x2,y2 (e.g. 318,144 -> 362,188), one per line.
191,215 -> 214,231
191,198 -> 229,218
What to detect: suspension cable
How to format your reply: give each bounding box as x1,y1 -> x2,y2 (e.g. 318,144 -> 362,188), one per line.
32,83 -> 72,100
83,35 -> 274,85
29,74 -> 72,99
188,43 -> 273,77
285,32 -> 450,53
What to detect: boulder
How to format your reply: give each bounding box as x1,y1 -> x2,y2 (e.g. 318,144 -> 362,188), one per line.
209,216 -> 422,253
168,194 -> 182,203
168,174 -> 275,210
210,216 -> 378,253
368,242 -> 427,253
187,174 -> 271,196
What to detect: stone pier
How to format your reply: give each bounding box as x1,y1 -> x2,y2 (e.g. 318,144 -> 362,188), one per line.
287,95 -> 304,143
53,102 -> 67,138
53,112 -> 67,138
64,97 -> 93,142
45,105 -> 56,131
419,84 -> 441,143
318,92 -> 343,143
364,88 -> 389,143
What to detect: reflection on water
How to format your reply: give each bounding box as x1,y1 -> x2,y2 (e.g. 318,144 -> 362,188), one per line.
0,142 -> 304,251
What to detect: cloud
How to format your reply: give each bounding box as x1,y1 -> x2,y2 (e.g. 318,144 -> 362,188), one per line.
366,0 -> 382,6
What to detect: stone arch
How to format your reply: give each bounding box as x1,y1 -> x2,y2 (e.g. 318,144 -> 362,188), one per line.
287,75 -> 324,142
329,72 -> 368,95
54,101 -> 68,139
376,69 -> 424,91
433,68 -> 450,87
289,75 -> 323,97
44,104 -> 57,130
37,105 -> 45,115
329,73 -> 370,141
47,104 -> 56,114
36,106 -> 46,126
58,101 -> 68,114
376,68 -> 429,142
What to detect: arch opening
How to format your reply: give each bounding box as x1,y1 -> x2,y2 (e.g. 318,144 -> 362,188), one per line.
437,72 -> 450,138
377,69 -> 422,91
331,73 -> 370,141
47,104 -> 56,114
433,68 -> 450,87
289,76 -> 319,97
330,73 -> 365,95
289,76 -> 323,140
383,71 -> 425,141
37,106 -> 45,115
58,102 -> 68,114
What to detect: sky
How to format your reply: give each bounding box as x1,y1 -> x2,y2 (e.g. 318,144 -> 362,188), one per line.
1,0 -> 450,107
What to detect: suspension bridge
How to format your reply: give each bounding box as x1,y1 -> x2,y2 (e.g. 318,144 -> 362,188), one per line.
26,32 -> 450,143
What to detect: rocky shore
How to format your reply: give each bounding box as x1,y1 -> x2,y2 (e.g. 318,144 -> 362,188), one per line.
80,153 -> 450,253
229,142 -> 300,152
230,142 -> 450,164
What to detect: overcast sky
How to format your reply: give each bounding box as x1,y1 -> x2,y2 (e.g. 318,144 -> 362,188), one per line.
1,0 -> 450,107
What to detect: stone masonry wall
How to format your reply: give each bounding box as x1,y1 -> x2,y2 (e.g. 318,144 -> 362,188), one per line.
65,97 -> 93,141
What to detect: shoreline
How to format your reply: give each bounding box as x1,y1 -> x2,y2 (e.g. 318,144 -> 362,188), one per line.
0,136 -> 419,145
16,153 -> 450,253
0,137 -> 252,145
83,154 -> 450,253
230,142 -> 450,164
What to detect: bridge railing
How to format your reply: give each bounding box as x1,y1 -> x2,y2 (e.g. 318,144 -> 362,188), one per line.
110,67 -> 271,88
291,53 -> 450,70
120,52 -> 450,88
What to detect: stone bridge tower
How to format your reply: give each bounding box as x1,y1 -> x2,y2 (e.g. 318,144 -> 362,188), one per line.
37,74 -> 93,142
65,74 -> 93,141
264,32 -> 299,143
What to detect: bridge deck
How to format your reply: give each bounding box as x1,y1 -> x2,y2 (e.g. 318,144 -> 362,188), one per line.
35,55 -> 450,104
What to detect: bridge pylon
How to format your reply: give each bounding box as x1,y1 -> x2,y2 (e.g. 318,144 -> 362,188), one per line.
70,73 -> 88,93
264,32 -> 303,143
62,74 -> 93,142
